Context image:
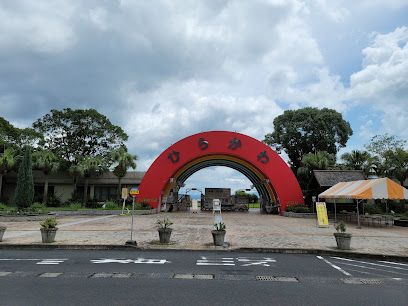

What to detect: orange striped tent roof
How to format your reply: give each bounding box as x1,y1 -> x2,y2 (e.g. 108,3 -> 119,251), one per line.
318,178 -> 408,200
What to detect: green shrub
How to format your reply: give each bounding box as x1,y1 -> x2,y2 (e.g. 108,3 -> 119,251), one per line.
40,217 -> 58,229
213,222 -> 226,231
47,194 -> 62,207
286,205 -> 310,213
103,201 -> 119,210
0,203 -> 7,210
335,220 -> 347,233
157,218 -> 173,229
69,203 -> 82,210
31,202 -> 46,210
87,197 -> 101,209
364,204 -> 383,215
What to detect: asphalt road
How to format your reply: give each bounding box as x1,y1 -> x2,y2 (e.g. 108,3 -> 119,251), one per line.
0,249 -> 407,305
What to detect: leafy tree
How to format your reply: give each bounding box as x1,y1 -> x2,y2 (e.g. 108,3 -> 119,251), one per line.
340,150 -> 372,176
111,146 -> 137,199
384,148 -> 408,185
0,116 -> 42,152
0,148 -> 16,200
365,134 -> 407,157
14,147 -> 34,208
32,150 -> 60,206
264,107 -> 352,173
365,134 -> 408,183
33,108 -> 128,164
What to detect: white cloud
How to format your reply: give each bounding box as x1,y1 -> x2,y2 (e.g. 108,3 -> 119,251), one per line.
0,1 -> 77,53
349,26 -> 408,137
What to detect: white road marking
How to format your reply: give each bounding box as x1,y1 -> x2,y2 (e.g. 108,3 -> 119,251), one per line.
331,257 -> 408,271
0,258 -> 68,265
91,258 -> 171,264
317,256 -> 351,276
330,261 -> 408,277
379,261 -> 408,267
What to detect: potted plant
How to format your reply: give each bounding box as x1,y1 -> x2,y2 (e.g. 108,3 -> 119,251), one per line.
0,225 -> 6,242
212,222 -> 226,246
157,218 -> 173,244
333,220 -> 352,250
40,216 -> 58,243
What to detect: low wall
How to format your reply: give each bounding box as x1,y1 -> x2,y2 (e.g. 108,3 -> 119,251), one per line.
51,210 -> 157,216
283,212 -> 316,219
0,210 -> 157,222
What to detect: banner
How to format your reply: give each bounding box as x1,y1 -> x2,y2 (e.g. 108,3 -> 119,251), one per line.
121,188 -> 128,199
316,202 -> 329,228
192,199 -> 199,213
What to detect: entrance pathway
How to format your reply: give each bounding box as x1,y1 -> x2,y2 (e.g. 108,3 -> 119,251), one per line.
1,210 -> 407,258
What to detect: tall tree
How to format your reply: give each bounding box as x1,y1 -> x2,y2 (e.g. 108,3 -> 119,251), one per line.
340,150 -> 372,176
81,156 -> 107,206
32,150 -> 60,206
384,148 -> 408,185
297,151 -> 337,202
365,134 -> 408,181
0,116 -> 42,153
0,148 -> 16,200
68,161 -> 84,202
33,108 -> 128,164
264,107 -> 352,174
14,147 -> 34,208
111,146 -> 137,199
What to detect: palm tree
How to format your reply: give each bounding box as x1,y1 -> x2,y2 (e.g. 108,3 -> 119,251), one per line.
32,150 -> 60,205
81,156 -> 107,206
0,148 -> 16,200
68,160 -> 85,203
297,151 -> 337,199
110,146 -> 137,199
340,150 -> 372,176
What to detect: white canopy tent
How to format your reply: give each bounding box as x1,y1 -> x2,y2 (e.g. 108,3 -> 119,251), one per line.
318,178 -> 408,228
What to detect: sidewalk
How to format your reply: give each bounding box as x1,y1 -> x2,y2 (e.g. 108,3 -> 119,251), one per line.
1,209 -> 408,259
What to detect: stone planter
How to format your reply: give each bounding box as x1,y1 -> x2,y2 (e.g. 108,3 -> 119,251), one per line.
394,220 -> 408,227
40,228 -> 58,243
158,228 -> 173,244
211,230 -> 226,246
334,233 -> 352,250
0,226 -> 6,242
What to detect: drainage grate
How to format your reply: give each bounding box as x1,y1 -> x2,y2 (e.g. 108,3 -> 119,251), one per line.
256,276 -> 299,282
38,273 -> 62,278
173,274 -> 214,280
342,278 -> 385,285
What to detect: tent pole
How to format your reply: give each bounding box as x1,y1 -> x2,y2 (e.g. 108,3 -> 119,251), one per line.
334,198 -> 337,223
356,199 -> 362,229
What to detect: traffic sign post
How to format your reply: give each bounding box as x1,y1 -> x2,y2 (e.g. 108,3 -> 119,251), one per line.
126,188 -> 139,246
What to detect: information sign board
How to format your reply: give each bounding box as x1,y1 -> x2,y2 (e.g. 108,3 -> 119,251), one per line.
213,199 -> 221,214
316,202 -> 329,228
122,188 -> 128,199
192,199 -> 198,213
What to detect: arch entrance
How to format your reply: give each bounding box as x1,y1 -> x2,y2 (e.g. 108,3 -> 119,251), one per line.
136,131 -> 304,212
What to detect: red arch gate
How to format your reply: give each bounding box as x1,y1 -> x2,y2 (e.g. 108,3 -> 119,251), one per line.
136,131 -> 304,212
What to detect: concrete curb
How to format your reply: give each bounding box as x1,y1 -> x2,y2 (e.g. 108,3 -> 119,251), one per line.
1,243 -> 408,262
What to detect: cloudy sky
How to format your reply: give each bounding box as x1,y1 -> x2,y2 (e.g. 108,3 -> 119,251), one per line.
1,0 -> 407,194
